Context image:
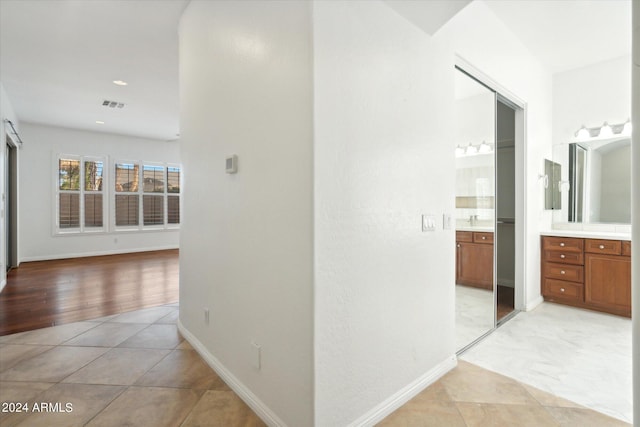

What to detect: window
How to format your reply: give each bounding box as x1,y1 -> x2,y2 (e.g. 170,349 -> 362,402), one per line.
115,162 -> 140,226
57,156 -> 105,232
167,167 -> 180,224
114,161 -> 181,229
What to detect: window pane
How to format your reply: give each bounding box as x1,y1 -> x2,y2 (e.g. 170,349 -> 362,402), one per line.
115,163 -> 139,192
143,165 -> 165,193
115,195 -> 139,226
143,195 -> 164,225
59,159 -> 80,190
85,161 -> 104,191
59,193 -> 80,228
167,167 -> 180,194
85,194 -> 103,227
168,195 -> 180,224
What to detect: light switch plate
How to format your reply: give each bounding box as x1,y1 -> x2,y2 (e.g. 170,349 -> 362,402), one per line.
422,214 -> 436,232
443,213 -> 452,230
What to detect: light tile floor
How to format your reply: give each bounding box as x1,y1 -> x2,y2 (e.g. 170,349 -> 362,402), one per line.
0,304 -> 631,426
455,285 -> 494,351
461,302 -> 632,423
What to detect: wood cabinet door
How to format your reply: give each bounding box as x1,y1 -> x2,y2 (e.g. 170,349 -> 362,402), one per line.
585,253 -> 631,316
457,242 -> 493,290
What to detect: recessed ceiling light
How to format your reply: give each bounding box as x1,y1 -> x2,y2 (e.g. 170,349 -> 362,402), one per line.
113,80 -> 128,86
95,120 -> 105,125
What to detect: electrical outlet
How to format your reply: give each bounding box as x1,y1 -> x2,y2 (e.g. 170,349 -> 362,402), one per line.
251,341 -> 261,370
204,308 -> 210,325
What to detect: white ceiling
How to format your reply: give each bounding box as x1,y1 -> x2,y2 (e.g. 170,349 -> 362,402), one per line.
484,0 -> 631,74
0,0 -> 632,141
0,0 -> 188,141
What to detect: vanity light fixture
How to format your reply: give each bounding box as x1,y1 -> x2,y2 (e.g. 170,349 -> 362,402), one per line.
113,80 -> 128,86
455,145 -> 465,157
95,120 -> 105,125
574,120 -> 632,141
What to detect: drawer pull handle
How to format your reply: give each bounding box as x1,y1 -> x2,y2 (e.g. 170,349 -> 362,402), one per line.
457,244 -> 460,248
560,254 -> 566,259
560,270 -> 566,275
482,236 -> 486,240
599,245 -> 605,249
560,288 -> 565,293
560,242 -> 565,247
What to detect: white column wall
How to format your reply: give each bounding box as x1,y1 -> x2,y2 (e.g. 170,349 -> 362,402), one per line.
178,2 -> 314,426
313,1 -> 456,425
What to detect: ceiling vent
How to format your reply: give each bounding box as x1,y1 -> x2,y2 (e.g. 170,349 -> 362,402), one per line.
102,100 -> 125,108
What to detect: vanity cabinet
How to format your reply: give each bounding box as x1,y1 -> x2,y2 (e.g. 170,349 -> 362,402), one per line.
541,235 -> 631,317
456,231 -> 493,290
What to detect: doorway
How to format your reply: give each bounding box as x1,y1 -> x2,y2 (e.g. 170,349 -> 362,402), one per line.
5,136 -> 18,272
454,65 -> 524,352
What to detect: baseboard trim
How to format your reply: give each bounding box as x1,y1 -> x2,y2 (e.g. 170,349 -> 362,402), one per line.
20,246 -> 179,262
347,354 -> 458,427
177,320 -> 288,427
526,295 -> 544,311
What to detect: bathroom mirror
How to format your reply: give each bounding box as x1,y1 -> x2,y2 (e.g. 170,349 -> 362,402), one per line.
559,137 -> 631,223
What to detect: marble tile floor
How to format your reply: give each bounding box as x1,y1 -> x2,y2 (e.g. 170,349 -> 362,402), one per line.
0,304 -> 630,426
455,285 -> 494,351
461,302 -> 632,423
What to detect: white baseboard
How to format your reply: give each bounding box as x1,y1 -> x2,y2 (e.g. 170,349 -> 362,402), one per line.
526,295 -> 544,311
347,354 -> 458,427
20,245 -> 179,262
177,320 -> 288,427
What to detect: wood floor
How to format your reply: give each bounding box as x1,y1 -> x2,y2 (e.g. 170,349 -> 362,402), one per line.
0,250 -> 179,336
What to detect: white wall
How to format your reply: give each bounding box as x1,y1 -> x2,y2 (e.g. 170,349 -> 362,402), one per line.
438,0 -> 554,310
0,82 -> 19,291
18,122 -> 179,261
178,1 -> 313,426
552,55 -> 632,224
314,1 -> 455,425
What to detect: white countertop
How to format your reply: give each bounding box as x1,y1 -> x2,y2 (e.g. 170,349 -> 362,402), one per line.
540,229 -> 631,241
456,226 -> 494,233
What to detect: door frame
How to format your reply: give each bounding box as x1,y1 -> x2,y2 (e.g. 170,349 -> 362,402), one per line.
5,133 -> 19,271
455,55 -> 528,315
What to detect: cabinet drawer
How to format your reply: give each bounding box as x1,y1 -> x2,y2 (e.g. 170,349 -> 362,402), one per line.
473,232 -> 493,244
585,239 -> 621,255
456,231 -> 473,242
544,250 -> 584,265
543,262 -> 584,283
622,241 -> 631,257
543,279 -> 583,301
542,236 -> 583,252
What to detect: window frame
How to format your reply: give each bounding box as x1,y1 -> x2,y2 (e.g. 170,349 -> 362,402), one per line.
54,154 -> 107,235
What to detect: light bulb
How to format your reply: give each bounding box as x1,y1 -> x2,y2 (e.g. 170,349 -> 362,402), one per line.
465,143 -> 477,155
478,141 -> 491,153
623,119 -> 632,136
455,145 -> 465,157
598,122 -> 613,138
575,125 -> 590,140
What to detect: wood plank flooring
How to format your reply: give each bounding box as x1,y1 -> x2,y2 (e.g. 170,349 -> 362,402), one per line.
0,250 -> 178,336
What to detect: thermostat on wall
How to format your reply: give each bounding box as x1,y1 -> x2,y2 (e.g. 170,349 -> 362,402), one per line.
225,155 -> 238,174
